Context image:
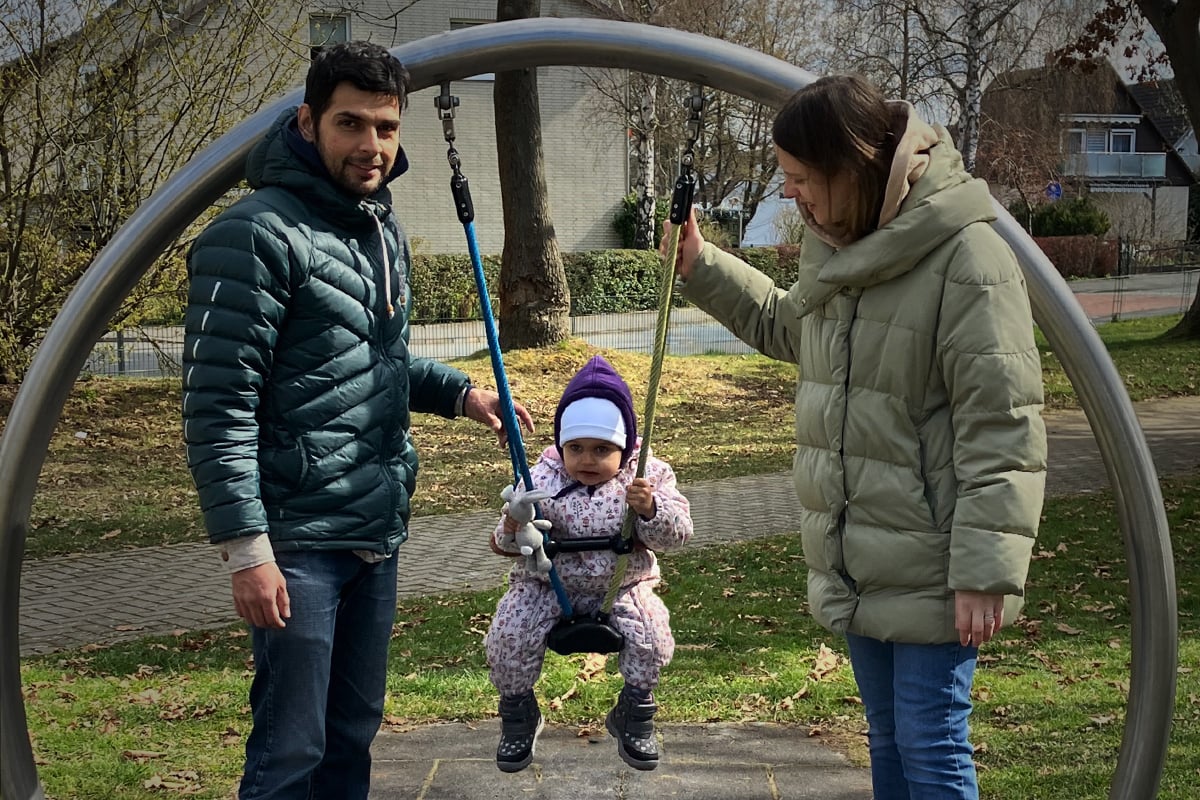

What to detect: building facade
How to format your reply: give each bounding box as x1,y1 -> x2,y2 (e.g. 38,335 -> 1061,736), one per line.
977,61 -> 1196,243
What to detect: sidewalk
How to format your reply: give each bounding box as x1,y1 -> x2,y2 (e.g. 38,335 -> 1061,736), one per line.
15,395 -> 1199,798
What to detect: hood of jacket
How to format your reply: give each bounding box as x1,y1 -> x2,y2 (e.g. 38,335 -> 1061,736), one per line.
243,108 -> 410,230
791,106 -> 998,312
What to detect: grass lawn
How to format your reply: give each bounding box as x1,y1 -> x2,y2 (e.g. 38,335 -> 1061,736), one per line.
1,314 -> 1196,560
19,472 -> 1200,799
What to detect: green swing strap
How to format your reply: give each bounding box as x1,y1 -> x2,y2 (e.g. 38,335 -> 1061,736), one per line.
600,86 -> 705,616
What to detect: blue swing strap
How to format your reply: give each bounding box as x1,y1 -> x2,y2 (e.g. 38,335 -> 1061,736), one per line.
435,83 -> 575,618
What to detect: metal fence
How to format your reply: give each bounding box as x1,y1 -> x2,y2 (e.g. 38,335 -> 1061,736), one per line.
1118,240 -> 1200,275
81,307 -> 756,379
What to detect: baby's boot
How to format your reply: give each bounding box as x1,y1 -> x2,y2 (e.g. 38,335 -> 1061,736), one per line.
496,692 -> 543,773
605,685 -> 659,770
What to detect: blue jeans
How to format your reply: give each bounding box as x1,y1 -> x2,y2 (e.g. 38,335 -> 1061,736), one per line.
239,550 -> 398,800
845,633 -> 979,800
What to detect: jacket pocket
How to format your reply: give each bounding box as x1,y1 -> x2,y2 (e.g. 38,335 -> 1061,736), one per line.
260,437 -> 311,499
916,431 -> 939,530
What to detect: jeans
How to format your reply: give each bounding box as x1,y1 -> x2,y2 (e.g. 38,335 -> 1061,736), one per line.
239,550 -> 398,800
845,633 -> 979,800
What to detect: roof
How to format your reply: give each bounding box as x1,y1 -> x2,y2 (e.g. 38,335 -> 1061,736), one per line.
1128,79 -> 1193,146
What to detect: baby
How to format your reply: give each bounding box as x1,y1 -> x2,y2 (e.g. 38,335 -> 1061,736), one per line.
485,355 -> 693,772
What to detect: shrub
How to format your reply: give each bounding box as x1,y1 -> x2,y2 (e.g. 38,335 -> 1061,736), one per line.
1033,235 -> 1118,278
564,250 -> 662,313
729,245 -> 804,286
410,245 -> 805,322
612,193 -> 670,248
1008,197 -> 1111,237
409,253 -> 501,321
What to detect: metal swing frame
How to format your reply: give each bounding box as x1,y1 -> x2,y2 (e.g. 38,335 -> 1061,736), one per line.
0,19 -> 1177,800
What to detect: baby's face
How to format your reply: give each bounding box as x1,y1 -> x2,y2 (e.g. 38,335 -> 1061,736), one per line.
561,438 -> 623,486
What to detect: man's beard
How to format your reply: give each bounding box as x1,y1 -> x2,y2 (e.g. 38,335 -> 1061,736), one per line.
314,135 -> 388,198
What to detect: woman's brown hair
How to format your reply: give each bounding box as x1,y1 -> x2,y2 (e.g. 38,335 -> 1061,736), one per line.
772,75 -> 895,241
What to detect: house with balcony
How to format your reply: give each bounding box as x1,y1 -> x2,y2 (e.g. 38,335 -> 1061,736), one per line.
976,60 -> 1196,242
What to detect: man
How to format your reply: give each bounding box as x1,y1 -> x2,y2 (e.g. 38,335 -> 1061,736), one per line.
182,41 -> 532,799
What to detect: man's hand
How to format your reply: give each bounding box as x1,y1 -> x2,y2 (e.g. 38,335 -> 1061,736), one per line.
463,388 -> 534,447
231,562 -> 291,629
955,590 -> 1004,647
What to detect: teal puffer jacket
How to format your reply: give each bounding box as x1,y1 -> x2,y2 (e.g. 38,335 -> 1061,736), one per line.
682,129 -> 1047,644
182,109 -> 470,554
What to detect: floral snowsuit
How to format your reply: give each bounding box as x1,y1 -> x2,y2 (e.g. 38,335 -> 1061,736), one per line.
485,443 -> 692,695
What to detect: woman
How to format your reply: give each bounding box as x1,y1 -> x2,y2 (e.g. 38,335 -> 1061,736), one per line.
667,75 -> 1047,799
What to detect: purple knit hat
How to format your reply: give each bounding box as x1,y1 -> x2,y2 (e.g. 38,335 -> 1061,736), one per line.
553,355 -> 638,462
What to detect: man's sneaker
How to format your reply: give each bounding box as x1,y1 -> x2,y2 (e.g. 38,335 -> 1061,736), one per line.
605,688 -> 659,770
496,692 -> 544,773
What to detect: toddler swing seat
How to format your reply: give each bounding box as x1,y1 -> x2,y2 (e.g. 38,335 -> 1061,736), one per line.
542,525 -> 638,655
547,612 -> 624,656
438,82 -> 701,658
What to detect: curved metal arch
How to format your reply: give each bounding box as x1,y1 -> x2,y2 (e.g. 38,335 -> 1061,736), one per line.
0,18 -> 1175,800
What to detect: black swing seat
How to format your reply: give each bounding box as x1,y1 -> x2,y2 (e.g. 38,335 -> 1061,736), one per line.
541,534 -> 633,654
547,611 -> 625,656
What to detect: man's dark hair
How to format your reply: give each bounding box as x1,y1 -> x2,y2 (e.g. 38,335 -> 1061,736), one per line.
305,41 -> 411,121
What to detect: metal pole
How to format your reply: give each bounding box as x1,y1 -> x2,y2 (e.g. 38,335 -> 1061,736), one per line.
0,18 -> 1175,800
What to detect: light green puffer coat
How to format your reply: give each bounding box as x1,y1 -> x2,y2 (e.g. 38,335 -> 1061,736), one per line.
682,130 -> 1047,644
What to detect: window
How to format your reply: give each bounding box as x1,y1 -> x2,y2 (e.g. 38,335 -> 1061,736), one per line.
1110,129 -> 1135,153
450,19 -> 494,80
1064,129 -> 1085,154
1085,129 -> 1107,152
310,14 -> 349,60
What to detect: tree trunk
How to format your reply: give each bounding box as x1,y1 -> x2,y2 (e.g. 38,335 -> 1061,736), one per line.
632,75 -> 657,250
1165,283 -> 1200,339
1132,0 -> 1200,339
494,0 -> 571,350
959,2 -> 984,174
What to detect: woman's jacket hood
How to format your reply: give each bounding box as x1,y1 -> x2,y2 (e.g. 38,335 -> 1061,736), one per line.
789,119 -> 999,315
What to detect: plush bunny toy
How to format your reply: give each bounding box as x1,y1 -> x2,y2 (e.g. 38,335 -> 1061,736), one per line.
500,485 -> 554,574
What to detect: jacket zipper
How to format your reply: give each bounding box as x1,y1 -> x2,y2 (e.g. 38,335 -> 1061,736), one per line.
365,202 -> 403,533
836,291 -> 859,593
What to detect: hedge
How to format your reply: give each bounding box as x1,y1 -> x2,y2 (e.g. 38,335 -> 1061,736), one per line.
408,245 -> 804,321
1033,236 -> 1118,279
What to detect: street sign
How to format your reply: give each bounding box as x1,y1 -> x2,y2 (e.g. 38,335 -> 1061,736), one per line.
1045,181 -> 1062,201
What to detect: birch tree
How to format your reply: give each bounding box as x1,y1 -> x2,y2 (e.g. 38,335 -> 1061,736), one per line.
827,0 -> 1098,173
587,0 -> 825,246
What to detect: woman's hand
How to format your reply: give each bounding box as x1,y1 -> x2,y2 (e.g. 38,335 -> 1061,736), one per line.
661,207 -> 706,281
955,590 -> 1005,647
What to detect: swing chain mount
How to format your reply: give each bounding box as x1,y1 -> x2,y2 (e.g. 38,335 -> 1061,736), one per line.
436,82 -> 474,224
670,85 -> 705,224
436,82 -> 464,173
680,85 -> 704,171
